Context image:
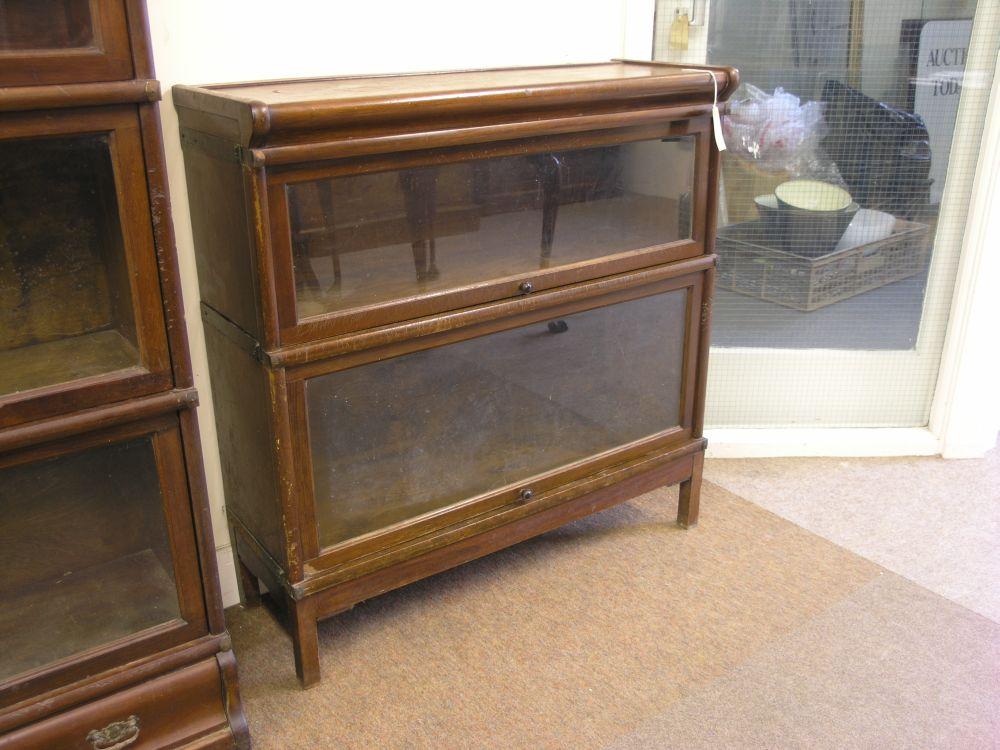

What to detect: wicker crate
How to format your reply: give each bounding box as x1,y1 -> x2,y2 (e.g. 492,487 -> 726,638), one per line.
716,218 -> 930,311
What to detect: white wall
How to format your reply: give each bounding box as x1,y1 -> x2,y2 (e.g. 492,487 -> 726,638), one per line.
145,0 -> 635,606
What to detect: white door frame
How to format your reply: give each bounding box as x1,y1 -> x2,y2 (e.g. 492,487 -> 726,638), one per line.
623,0 -> 1000,458
927,46 -> 1000,459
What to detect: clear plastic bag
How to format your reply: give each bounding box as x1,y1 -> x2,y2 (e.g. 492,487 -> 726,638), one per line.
723,84 -> 841,182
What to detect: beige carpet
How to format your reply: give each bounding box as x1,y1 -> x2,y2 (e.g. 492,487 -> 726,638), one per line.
226,481 -> 1000,749
706,440 -> 1000,623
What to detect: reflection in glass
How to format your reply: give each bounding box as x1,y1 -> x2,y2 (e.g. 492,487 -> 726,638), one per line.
289,138 -> 696,317
0,134 -> 140,397
0,0 -> 95,51
0,439 -> 180,681
306,290 -> 688,547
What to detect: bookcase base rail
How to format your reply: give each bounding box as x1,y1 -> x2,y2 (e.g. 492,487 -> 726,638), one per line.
234,442 -> 704,688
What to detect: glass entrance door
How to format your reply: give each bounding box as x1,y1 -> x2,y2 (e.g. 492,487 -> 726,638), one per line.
654,0 -> 999,427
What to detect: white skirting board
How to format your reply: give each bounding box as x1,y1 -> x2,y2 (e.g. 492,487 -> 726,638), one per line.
705,426 -> 942,459
215,544 -> 241,609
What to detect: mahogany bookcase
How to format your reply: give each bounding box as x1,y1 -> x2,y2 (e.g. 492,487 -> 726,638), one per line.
0,1 -> 248,747
175,60 -> 738,688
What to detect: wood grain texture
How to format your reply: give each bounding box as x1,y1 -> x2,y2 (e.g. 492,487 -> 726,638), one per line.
0,332 -> 139,397
0,551 -> 179,682
173,61 -> 739,148
202,313 -> 286,568
0,659 -> 232,750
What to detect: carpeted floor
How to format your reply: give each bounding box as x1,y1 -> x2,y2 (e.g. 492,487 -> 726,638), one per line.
226,472 -> 1000,749
706,441 -> 1000,623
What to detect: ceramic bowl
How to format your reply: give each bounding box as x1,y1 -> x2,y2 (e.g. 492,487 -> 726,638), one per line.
754,194 -> 782,234
780,201 -> 859,257
775,179 -> 853,212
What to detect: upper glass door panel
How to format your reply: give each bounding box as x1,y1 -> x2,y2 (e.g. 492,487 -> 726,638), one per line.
0,134 -> 138,396
0,0 -> 95,50
286,136 -> 697,322
0,0 -> 132,86
0,109 -> 171,426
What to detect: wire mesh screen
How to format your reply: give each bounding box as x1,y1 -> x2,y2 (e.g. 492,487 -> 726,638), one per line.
654,0 -> 999,427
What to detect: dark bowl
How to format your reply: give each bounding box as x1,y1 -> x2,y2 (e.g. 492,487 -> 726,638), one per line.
754,194 -> 783,234
779,202 -> 859,257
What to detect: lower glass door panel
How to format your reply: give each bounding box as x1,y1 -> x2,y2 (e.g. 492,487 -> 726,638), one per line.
0,438 -> 181,682
305,289 -> 688,548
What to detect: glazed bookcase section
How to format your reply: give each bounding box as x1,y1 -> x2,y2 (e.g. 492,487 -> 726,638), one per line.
0,412 -> 208,707
205,261 -> 708,577
174,60 -> 738,347
0,107 -> 172,428
183,61 -> 734,687
0,0 -> 133,86
305,289 -> 688,548
286,137 -> 697,321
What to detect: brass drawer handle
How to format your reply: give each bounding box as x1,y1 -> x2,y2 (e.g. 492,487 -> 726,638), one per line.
87,715 -> 140,750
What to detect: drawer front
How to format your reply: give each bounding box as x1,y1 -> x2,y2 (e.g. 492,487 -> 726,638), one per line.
299,282 -> 695,554
0,659 -> 231,750
267,120 -> 710,343
0,0 -> 133,87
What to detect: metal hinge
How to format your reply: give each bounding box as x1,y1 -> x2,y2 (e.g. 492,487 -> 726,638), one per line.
180,129 -> 243,164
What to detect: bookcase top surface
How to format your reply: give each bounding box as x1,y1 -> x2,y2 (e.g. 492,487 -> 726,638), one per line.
172,60 -> 738,150
189,61 -> 731,105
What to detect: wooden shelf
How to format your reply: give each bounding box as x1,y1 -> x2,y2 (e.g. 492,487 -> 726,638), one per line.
0,329 -> 139,397
0,549 -> 179,683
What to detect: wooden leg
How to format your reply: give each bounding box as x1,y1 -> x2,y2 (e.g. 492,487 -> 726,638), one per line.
677,452 -> 704,529
289,598 -> 321,689
236,555 -> 261,608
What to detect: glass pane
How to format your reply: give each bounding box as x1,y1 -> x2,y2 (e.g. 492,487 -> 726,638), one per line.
654,0 -> 999,427
306,289 -> 688,547
0,0 -> 95,52
0,438 -> 180,681
0,134 -> 140,397
289,137 -> 696,318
